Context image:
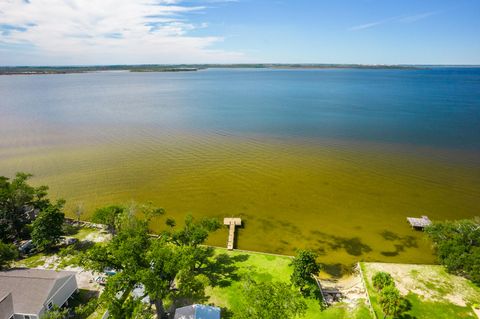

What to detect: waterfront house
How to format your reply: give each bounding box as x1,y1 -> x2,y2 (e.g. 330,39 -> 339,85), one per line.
0,269 -> 78,319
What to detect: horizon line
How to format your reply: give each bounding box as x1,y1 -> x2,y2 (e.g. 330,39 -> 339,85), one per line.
2,63 -> 480,68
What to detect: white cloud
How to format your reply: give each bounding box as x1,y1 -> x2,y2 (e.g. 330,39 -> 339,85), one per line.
0,0 -> 246,65
399,11 -> 438,23
349,19 -> 391,31
349,11 -> 438,31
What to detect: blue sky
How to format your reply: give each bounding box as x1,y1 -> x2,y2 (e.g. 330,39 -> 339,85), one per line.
0,0 -> 479,65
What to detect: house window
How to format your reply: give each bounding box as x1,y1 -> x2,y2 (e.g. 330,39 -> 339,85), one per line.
48,301 -> 53,309
24,316 -> 31,319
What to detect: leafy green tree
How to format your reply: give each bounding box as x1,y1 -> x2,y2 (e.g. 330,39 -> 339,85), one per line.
290,249 -> 321,292
425,219 -> 480,284
40,305 -> 69,319
73,298 -> 98,318
91,205 -> 124,235
378,284 -> 404,319
0,241 -> 18,269
170,214 -> 221,247
0,172 -> 50,242
234,280 -> 307,319
80,209 -> 217,319
372,271 -> 394,291
31,201 -> 65,251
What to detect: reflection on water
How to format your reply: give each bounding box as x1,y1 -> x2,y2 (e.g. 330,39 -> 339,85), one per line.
0,68 -> 479,264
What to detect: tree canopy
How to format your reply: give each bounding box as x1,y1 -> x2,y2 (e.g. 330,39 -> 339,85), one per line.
91,205 -> 125,235
234,280 -> 307,319
0,241 -> 18,269
40,305 -> 69,319
290,249 -> 321,293
0,172 -> 51,242
81,208 -> 217,318
31,201 -> 65,251
371,271 -> 408,319
425,218 -> 480,284
378,284 -> 404,319
372,271 -> 394,291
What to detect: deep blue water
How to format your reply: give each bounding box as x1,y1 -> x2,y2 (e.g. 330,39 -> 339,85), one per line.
1,67 -> 479,149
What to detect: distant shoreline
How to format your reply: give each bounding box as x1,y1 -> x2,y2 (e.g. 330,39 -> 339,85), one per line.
0,64 -> 428,75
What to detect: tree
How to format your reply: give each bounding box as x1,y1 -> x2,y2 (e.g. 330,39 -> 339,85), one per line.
40,305 -> 68,319
234,280 -> 307,319
425,219 -> 480,284
140,240 -> 208,318
91,205 -> 124,235
372,271 -> 394,291
290,249 -> 321,292
31,202 -> 65,251
170,214 -> 221,247
378,284 -> 404,319
0,172 -> 51,242
80,210 -> 217,319
0,241 -> 18,269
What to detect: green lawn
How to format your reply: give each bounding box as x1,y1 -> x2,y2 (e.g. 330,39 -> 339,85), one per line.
15,252 -> 48,268
206,248 -> 371,319
86,306 -> 107,319
360,262 -> 480,319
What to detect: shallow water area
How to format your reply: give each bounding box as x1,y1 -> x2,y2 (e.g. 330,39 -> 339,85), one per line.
1,68 -> 479,267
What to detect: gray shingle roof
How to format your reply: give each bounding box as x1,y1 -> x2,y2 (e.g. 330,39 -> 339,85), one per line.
0,268 -> 76,315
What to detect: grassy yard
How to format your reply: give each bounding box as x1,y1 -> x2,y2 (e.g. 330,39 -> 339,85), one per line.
86,306 -> 107,319
206,248 -> 372,319
360,262 -> 480,319
71,227 -> 98,241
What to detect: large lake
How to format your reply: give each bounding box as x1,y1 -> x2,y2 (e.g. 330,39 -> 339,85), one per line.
1,68 -> 479,269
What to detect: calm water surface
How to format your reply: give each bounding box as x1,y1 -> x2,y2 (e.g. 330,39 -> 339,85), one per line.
1,68 -> 479,269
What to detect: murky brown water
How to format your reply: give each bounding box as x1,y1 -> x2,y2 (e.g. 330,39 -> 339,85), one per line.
1,69 -> 479,268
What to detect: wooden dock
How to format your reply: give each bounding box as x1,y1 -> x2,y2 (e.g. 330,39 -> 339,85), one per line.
407,215 -> 431,230
224,218 -> 242,250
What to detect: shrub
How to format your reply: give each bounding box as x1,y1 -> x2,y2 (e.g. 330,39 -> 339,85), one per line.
0,241 -> 18,269
372,271 -> 394,291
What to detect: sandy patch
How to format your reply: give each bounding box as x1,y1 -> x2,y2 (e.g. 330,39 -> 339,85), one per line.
363,263 -> 480,307
318,266 -> 369,311
85,230 -> 111,243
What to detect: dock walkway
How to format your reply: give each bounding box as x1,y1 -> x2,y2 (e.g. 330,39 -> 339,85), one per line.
224,218 -> 242,250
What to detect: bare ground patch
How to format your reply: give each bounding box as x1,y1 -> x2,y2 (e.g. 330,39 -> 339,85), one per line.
363,262 -> 480,307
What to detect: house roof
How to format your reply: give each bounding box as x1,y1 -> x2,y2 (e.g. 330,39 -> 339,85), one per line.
0,293 -> 14,319
0,268 -> 76,315
174,304 -> 221,319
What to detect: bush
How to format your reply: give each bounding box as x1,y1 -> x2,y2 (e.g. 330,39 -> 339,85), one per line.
290,249 -> 321,292
0,241 -> 18,269
31,203 -> 65,251
425,219 -> 480,285
234,280 -> 307,319
379,284 -> 405,318
372,271 -> 394,291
